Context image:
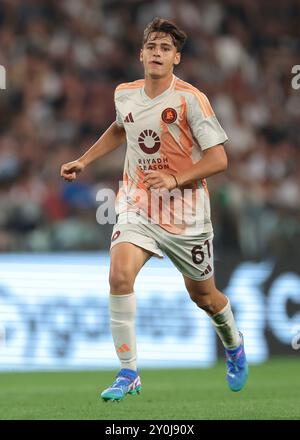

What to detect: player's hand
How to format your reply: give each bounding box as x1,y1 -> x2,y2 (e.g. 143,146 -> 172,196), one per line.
143,171 -> 178,190
60,160 -> 85,182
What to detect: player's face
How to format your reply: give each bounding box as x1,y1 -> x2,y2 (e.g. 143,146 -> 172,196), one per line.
140,33 -> 181,79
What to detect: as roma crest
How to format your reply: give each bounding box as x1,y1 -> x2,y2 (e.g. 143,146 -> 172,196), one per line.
161,108 -> 177,124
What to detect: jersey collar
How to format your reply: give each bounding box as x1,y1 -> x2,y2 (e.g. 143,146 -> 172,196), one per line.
141,74 -> 176,103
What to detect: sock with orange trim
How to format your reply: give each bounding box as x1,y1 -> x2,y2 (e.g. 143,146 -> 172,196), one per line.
109,293 -> 137,371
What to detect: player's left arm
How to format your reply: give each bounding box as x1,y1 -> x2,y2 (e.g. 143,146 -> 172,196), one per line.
173,143 -> 227,187
176,92 -> 229,187
143,144 -> 227,190
143,91 -> 228,190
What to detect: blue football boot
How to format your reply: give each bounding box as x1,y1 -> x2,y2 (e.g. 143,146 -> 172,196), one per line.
225,332 -> 248,392
101,368 -> 141,402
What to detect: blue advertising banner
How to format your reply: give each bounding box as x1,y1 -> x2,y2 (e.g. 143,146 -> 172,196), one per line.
0,253 -> 299,371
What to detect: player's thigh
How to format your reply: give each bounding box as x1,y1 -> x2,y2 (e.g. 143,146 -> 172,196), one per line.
160,231 -> 214,283
109,242 -> 152,293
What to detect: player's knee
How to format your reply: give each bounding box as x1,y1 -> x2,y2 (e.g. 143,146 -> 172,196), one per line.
109,265 -> 135,293
188,289 -> 215,314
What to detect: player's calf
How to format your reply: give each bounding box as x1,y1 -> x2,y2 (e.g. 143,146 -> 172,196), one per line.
184,275 -> 248,391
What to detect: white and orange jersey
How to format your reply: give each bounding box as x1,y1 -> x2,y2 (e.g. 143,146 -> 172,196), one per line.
114,75 -> 228,236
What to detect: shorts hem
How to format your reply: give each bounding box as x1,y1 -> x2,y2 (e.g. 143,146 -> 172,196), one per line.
110,238 -> 164,259
179,270 -> 214,281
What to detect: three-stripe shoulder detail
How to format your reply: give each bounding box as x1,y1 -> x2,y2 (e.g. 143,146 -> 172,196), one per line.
115,80 -> 145,92
175,79 -> 214,118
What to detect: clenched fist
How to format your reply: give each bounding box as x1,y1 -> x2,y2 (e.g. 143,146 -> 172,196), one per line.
60,160 -> 85,182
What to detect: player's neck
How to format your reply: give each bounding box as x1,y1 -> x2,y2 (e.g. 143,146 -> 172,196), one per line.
144,73 -> 174,99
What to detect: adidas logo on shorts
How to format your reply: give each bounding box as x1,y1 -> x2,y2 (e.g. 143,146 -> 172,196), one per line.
200,264 -> 212,277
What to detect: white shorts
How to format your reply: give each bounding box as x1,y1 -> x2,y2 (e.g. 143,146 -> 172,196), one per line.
110,212 -> 214,281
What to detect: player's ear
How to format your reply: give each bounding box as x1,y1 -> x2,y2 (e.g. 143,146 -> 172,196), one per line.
174,52 -> 181,66
140,49 -> 144,63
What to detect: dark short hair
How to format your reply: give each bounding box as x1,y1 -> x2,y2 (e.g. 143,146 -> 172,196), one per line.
143,17 -> 187,52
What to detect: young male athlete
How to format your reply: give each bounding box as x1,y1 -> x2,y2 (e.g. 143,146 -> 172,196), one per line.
61,18 -> 248,401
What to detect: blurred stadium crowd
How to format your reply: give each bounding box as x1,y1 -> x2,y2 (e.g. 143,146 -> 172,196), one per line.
0,0 -> 299,258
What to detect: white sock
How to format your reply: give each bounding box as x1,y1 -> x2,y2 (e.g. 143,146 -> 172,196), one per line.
210,298 -> 241,350
109,293 -> 137,371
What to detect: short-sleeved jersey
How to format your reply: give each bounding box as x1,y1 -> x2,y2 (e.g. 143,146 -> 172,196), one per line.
114,75 -> 228,236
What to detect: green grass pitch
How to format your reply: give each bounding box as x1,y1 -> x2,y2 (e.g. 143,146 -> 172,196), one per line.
0,357 -> 299,420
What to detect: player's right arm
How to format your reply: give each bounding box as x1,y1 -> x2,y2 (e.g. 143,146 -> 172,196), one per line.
60,121 -> 126,182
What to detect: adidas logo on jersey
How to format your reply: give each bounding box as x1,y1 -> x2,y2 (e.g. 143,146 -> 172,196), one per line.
124,112 -> 134,123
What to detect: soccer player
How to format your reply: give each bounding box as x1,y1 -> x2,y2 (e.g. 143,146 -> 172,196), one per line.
60,18 -> 248,401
